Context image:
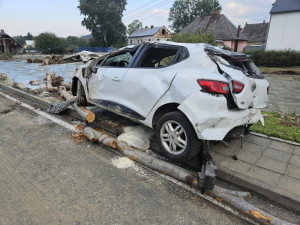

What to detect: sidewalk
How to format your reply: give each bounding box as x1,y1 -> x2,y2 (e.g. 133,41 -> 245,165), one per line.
0,82 -> 299,212
211,134 -> 300,212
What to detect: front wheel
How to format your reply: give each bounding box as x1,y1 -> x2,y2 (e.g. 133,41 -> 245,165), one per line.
156,111 -> 201,162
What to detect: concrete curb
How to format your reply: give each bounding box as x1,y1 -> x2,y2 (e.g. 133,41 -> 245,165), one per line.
0,81 -> 299,212
216,167 -> 300,213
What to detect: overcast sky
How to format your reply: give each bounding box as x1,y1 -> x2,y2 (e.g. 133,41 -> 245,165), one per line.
0,0 -> 275,37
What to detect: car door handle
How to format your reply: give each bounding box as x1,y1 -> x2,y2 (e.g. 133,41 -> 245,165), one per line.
112,77 -> 120,82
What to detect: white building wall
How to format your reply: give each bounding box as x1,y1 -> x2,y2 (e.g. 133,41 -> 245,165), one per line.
266,11 -> 300,51
128,36 -> 170,45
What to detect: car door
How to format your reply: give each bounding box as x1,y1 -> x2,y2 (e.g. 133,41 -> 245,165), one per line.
118,44 -> 182,120
88,50 -> 135,107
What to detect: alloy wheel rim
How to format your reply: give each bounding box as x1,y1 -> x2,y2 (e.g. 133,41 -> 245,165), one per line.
160,120 -> 187,155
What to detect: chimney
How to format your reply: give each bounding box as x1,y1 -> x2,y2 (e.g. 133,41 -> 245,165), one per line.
211,11 -> 221,19
145,26 -> 148,29
151,25 -> 154,29
237,25 -> 242,38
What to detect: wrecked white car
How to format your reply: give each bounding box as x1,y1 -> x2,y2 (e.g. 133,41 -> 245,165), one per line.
72,42 -> 269,162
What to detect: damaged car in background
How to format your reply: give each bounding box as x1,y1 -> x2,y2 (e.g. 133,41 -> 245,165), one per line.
71,42 -> 269,164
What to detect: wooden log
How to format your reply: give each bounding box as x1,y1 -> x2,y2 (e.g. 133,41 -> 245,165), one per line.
61,82 -> 71,90
84,127 -> 117,148
207,189 -> 295,225
59,87 -> 95,123
82,126 -> 295,225
46,72 -> 59,92
83,127 -> 199,186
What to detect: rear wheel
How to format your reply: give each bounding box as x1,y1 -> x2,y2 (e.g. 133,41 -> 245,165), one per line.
156,111 -> 201,162
76,80 -> 87,107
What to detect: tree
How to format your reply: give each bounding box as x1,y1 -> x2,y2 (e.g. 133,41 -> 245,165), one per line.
65,36 -> 89,50
25,32 -> 34,40
171,30 -> 216,45
127,20 -> 143,34
169,0 -> 222,33
78,0 -> 127,47
13,36 -> 26,46
35,32 -> 66,54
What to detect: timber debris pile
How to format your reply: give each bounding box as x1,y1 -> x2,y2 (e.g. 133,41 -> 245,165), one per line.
26,51 -> 106,65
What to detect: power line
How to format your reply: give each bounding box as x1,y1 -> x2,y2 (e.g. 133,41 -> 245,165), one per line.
124,0 -> 160,17
140,8 -> 170,21
123,0 -> 173,22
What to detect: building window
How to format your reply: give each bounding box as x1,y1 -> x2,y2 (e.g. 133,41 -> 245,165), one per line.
162,29 -> 166,35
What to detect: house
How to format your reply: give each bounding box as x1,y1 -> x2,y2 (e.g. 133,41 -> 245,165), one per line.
180,11 -> 248,52
24,40 -> 35,49
242,21 -> 269,46
0,29 -> 23,54
128,25 -> 171,45
266,0 -> 300,51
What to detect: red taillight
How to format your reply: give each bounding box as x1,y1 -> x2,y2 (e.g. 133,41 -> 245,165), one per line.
197,80 -> 229,94
232,80 -> 244,94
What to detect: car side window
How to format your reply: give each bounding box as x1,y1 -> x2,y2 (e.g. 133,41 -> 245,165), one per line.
137,46 -> 180,68
102,51 -> 133,67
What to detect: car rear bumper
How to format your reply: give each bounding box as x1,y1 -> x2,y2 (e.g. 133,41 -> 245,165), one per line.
178,92 -> 263,140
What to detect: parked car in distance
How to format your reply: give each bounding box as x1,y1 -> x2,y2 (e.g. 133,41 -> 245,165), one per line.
72,42 -> 269,162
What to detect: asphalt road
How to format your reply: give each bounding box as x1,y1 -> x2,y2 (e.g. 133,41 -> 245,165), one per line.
0,95 -> 250,224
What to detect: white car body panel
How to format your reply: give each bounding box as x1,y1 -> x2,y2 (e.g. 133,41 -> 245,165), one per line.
88,67 -> 129,102
177,92 -> 262,140
120,67 -> 178,118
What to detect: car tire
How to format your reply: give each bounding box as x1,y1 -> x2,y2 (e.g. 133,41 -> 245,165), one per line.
156,111 -> 201,162
76,80 -> 87,107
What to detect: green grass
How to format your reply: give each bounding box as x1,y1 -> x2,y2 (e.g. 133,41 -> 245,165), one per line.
259,67 -> 300,75
250,112 -> 300,143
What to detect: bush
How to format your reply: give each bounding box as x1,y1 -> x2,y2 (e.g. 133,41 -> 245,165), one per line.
171,30 -> 216,45
245,50 -> 300,67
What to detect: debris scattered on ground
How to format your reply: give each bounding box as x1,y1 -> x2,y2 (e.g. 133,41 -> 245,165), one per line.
46,73 -> 95,123
27,58 -> 43,63
14,82 -> 27,90
29,80 -> 42,86
117,132 -> 150,151
46,72 -> 70,92
123,125 -> 155,138
63,51 -> 105,63
41,54 -> 64,66
0,73 -> 8,81
0,73 -> 14,86
72,133 -> 86,142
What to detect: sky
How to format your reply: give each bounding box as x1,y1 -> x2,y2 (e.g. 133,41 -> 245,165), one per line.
0,0 -> 275,37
